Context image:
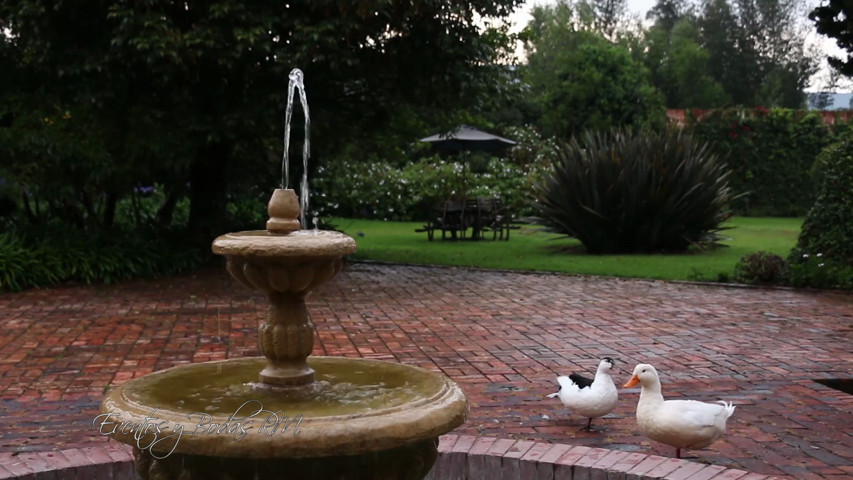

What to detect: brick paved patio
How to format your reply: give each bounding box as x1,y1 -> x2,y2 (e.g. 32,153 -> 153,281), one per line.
0,264 -> 851,478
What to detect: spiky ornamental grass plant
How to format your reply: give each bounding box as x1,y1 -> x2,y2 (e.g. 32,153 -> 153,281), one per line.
533,129 -> 733,254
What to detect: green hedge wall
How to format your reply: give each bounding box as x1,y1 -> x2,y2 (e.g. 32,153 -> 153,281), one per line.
685,108 -> 846,216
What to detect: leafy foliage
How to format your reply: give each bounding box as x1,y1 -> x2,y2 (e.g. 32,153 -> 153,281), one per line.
637,0 -> 819,110
533,129 -> 733,254
523,4 -> 665,137
0,229 -> 203,292
787,136 -> 853,289
686,108 -> 839,216
733,251 -> 787,285
642,19 -> 729,108
0,0 -> 523,242
313,149 -> 550,222
810,0 -> 853,77
696,0 -> 816,108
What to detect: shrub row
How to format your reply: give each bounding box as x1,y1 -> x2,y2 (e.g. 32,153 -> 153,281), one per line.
0,229 -> 204,292
314,111 -> 846,222
312,155 -> 549,222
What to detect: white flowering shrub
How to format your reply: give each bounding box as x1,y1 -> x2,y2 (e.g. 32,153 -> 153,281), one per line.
313,151 -> 550,221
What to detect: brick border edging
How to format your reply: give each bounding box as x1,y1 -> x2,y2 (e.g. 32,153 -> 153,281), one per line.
350,259 -> 853,294
426,434 -> 781,480
0,436 -> 778,480
0,443 -> 135,480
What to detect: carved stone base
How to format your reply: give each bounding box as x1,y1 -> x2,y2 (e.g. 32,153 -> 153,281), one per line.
134,438 -> 438,480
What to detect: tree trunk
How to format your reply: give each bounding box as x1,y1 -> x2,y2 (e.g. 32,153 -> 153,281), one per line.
188,142 -> 229,242
156,184 -> 183,226
21,192 -> 37,224
103,192 -> 118,228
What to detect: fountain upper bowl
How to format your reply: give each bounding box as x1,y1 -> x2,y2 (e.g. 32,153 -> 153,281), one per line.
212,230 -> 357,259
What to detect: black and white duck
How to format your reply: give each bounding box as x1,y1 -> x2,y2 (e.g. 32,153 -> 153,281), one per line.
547,357 -> 618,431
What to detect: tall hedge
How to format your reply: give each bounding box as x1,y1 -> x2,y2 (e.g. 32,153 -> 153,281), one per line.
686,108 -> 841,216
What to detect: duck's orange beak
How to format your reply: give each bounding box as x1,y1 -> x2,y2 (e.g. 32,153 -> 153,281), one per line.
623,374 -> 639,388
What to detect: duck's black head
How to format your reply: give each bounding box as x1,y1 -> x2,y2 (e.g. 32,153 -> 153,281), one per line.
603,357 -> 616,367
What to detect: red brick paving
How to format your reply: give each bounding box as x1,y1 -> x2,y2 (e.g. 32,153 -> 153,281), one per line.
0,263 -> 851,478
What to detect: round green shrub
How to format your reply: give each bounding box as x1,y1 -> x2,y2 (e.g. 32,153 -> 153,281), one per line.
787,137 -> 853,289
533,129 -> 733,254
733,251 -> 787,285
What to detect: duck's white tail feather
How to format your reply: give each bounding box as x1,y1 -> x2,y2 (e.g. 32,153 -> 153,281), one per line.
717,401 -> 736,418
557,375 -> 579,392
546,392 -> 559,398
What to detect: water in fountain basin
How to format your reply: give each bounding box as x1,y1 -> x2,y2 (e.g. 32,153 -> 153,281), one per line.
118,357 -> 443,418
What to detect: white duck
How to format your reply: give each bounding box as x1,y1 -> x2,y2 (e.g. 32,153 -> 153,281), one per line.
547,357 -> 618,431
623,363 -> 736,458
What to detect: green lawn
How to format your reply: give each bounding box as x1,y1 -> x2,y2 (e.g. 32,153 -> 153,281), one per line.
330,216 -> 803,282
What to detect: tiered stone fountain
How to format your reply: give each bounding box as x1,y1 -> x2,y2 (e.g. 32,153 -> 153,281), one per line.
99,189 -> 467,479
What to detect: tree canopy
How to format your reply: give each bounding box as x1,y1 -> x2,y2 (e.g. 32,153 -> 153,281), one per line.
0,0 -> 523,238
811,0 -> 853,76
523,2 -> 665,137
643,18 -> 729,108
643,0 -> 817,109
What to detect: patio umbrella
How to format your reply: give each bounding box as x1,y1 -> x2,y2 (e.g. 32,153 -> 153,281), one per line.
419,125 -> 517,152
419,126 -> 518,238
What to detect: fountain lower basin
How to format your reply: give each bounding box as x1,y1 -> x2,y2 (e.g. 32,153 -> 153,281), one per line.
100,357 -> 467,459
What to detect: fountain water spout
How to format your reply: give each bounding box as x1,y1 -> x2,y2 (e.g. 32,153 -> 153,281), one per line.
267,68 -> 310,236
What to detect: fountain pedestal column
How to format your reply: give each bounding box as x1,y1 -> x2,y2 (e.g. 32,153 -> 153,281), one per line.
223,251 -> 345,386
259,291 -> 314,384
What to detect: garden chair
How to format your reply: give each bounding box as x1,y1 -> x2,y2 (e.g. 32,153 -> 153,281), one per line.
477,196 -> 513,241
416,200 -> 468,241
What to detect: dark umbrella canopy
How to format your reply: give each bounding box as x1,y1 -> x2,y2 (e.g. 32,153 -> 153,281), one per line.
419,125 -> 517,152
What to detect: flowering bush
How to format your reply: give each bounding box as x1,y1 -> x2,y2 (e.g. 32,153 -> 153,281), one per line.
312,150 -> 550,221
787,252 -> 853,290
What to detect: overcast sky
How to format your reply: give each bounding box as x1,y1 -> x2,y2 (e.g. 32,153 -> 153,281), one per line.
511,0 -> 657,28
